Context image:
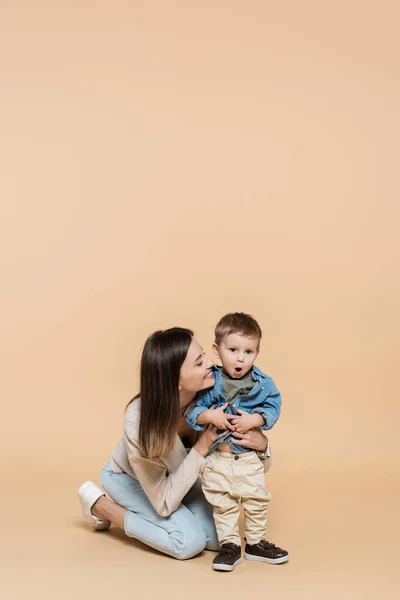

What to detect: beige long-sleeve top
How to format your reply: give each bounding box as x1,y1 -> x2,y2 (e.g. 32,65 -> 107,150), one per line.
108,398 -> 206,517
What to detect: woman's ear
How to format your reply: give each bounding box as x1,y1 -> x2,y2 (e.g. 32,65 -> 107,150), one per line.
212,343 -> 220,358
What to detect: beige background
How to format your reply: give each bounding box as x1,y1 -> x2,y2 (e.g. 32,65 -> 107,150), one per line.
1,1 -> 399,598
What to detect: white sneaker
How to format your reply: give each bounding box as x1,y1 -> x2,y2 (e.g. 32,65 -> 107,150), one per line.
78,481 -> 111,531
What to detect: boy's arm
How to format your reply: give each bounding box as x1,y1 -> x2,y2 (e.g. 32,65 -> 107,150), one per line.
250,378 -> 282,430
185,388 -> 216,431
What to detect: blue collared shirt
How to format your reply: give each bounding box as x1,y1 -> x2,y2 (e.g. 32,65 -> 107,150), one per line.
185,365 -> 282,454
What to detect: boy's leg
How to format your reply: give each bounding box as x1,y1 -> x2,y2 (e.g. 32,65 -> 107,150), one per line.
212,496 -> 241,546
239,453 -> 289,564
200,453 -> 241,546
182,478 -> 219,551
201,453 -> 243,570
238,453 -> 271,544
242,495 -> 270,544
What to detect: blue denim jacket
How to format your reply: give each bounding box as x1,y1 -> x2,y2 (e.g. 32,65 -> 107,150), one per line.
185,365 -> 281,454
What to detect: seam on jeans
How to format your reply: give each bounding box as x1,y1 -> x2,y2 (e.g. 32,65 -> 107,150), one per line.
123,511 -> 180,556
124,507 -> 187,556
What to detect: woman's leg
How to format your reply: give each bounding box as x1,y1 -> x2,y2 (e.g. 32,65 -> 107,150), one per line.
182,478 -> 219,551
91,495 -> 126,529
99,467 -> 207,560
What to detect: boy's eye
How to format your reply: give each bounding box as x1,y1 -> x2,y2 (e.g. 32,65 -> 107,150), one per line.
246,350 -> 253,354
229,348 -> 236,352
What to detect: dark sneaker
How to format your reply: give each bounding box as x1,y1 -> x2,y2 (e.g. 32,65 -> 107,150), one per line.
212,543 -> 242,571
244,539 -> 289,564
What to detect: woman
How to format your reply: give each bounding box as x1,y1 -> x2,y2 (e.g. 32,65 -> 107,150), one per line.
78,327 -> 270,560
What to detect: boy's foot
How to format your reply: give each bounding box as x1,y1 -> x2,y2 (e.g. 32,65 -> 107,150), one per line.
212,543 -> 242,571
244,539 -> 289,564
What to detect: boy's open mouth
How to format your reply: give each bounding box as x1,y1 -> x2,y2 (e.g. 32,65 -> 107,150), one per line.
234,367 -> 243,374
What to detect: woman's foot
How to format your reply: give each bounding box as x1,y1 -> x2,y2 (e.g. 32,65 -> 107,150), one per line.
78,481 -> 111,531
244,539 -> 289,564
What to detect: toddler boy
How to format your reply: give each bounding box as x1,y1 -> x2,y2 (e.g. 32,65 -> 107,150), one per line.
186,312 -> 289,571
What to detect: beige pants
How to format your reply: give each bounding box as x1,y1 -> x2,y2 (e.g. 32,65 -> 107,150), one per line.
201,450 -> 272,546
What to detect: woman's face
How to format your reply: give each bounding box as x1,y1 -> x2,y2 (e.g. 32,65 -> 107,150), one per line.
179,338 -> 214,400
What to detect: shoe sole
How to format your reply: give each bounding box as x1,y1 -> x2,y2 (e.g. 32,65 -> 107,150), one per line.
244,552 -> 289,564
213,557 -> 242,572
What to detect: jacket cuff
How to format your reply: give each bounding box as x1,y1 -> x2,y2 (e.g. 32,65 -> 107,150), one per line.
252,409 -> 270,430
186,407 -> 208,431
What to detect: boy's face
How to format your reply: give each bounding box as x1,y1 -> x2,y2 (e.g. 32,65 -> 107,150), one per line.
213,333 -> 260,379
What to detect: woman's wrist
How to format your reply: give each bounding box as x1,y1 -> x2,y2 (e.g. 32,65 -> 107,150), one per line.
194,441 -> 208,457
258,437 -> 268,452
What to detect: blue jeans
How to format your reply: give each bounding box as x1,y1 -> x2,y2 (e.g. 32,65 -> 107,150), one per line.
101,463 -> 219,560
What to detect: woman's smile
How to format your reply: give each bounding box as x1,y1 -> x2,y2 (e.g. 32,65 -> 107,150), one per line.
204,368 -> 214,379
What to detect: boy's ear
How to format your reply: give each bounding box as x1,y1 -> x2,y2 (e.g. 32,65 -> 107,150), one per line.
212,343 -> 220,358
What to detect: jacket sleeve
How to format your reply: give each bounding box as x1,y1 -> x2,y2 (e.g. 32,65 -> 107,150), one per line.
250,377 -> 282,430
185,388 -> 216,431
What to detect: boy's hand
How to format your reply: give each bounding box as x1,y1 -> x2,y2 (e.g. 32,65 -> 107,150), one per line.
197,403 -> 234,430
230,409 -> 265,434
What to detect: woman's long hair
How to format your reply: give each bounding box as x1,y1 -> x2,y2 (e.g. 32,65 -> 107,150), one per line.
128,327 -> 194,458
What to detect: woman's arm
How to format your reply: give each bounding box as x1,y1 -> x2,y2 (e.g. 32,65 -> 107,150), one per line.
130,449 -> 205,517
126,425 -> 227,517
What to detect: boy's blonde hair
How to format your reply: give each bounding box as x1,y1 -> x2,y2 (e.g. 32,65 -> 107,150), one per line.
214,312 -> 262,346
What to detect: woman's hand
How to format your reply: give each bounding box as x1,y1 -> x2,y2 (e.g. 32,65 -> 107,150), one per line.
231,428 -> 268,452
194,425 -> 228,457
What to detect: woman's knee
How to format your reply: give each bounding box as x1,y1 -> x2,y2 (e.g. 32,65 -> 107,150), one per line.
172,523 -> 207,560
205,534 -> 220,552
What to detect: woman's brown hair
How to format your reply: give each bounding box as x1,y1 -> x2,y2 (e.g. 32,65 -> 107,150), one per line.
127,327 -> 194,458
